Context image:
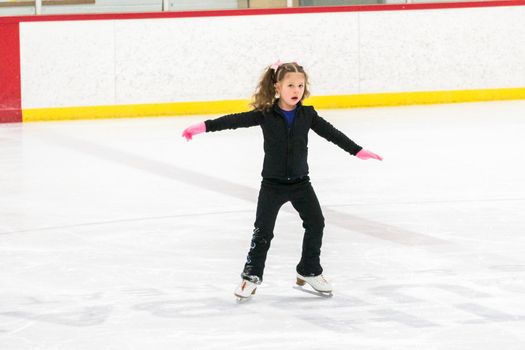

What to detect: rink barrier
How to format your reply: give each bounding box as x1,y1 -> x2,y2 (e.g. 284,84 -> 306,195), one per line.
21,87 -> 525,121
3,1 -> 525,122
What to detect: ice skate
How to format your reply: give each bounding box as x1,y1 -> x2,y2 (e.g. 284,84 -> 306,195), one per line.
295,273 -> 333,297
234,278 -> 260,301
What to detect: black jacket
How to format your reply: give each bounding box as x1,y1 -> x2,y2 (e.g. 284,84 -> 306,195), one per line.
204,103 -> 362,180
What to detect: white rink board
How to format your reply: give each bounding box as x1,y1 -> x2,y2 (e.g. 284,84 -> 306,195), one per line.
359,7 -> 525,93
19,20 -> 116,108
19,6 -> 525,109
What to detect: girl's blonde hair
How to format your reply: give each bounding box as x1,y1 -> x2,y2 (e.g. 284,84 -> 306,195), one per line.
251,62 -> 310,111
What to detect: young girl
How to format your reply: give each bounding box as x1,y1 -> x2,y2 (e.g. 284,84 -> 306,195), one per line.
182,61 -> 382,299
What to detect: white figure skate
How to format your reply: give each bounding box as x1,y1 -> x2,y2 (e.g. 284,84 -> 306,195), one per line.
234,279 -> 259,301
295,273 -> 333,297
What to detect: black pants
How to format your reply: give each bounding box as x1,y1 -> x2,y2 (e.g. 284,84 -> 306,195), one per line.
241,177 -> 325,282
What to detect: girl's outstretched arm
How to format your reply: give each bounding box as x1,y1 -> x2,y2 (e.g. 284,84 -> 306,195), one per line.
310,107 -> 382,161
182,111 -> 261,141
204,110 -> 261,133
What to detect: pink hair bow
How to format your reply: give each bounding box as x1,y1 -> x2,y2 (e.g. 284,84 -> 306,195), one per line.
270,60 -> 282,71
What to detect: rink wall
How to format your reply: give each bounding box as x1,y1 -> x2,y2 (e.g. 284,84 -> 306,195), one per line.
1,1 -> 525,122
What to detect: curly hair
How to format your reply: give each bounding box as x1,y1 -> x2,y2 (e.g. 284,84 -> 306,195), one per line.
251,62 -> 310,111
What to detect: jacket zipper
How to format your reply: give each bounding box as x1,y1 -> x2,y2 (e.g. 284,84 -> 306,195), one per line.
277,105 -> 299,180
287,113 -> 296,180
282,112 -> 290,180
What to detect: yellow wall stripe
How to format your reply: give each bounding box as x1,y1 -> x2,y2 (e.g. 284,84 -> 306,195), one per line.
307,87 -> 525,108
22,87 -> 525,122
22,99 -> 252,122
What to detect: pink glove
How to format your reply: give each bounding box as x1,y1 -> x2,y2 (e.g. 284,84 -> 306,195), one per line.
182,122 -> 206,141
356,149 -> 383,161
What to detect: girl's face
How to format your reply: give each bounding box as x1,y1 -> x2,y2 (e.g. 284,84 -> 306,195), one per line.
275,72 -> 305,111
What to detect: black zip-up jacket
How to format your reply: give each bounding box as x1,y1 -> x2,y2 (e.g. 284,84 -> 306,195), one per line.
204,103 -> 362,180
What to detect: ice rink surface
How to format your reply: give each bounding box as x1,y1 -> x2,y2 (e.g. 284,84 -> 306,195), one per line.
1,100 -> 525,349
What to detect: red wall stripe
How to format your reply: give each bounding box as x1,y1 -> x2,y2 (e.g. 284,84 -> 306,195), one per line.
0,22 -> 21,123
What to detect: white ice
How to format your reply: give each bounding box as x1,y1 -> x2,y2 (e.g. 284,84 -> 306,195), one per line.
1,101 -> 525,349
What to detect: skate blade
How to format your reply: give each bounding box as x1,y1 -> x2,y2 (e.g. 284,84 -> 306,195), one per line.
293,285 -> 333,298
234,288 -> 256,302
